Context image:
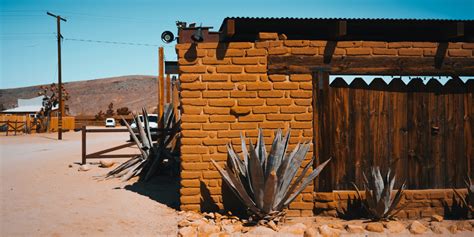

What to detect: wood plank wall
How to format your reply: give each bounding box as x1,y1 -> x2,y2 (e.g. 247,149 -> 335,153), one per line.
319,77 -> 473,190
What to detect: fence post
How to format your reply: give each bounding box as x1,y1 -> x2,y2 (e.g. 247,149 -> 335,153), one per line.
6,121 -> 9,136
82,125 -> 86,164
14,120 -> 17,136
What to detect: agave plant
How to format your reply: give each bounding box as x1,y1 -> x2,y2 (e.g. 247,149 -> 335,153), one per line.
211,128 -> 330,222
102,105 -> 180,181
352,167 -> 406,221
453,176 -> 474,217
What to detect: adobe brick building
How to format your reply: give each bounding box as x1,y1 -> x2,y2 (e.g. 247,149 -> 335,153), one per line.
176,17 -> 474,218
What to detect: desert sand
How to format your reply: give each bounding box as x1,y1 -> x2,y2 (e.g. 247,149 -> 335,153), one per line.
0,129 -> 180,236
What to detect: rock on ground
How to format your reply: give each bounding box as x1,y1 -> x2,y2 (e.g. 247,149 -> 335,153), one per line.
365,222 -> 384,233
409,221 -> 428,234
304,227 -> 320,237
280,223 -> 307,235
384,221 -> 405,233
319,224 -> 341,237
345,224 -> 364,233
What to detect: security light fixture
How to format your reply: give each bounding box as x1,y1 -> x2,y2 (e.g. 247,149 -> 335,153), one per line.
191,24 -> 203,42
161,31 -> 175,43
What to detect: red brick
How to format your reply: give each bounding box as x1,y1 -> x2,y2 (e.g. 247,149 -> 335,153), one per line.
202,138 -> 228,145
361,41 -> 387,48
259,32 -> 278,40
202,91 -> 229,98
300,82 -> 313,90
289,202 -> 314,210
209,115 -> 236,122
218,130 -> 241,138
180,66 -> 207,73
273,82 -> 299,90
258,91 -> 284,98
180,91 -> 201,98
294,113 -> 312,121
281,106 -> 307,114
181,178 -> 202,187
227,42 -> 253,49
180,188 -> 200,195
181,138 -> 201,145
269,75 -> 287,82
203,107 -> 229,115
284,40 -> 309,47
388,42 -> 412,48
244,65 -> 267,73
207,82 -> 234,90
346,48 -> 371,55
423,49 -> 436,56
310,40 -> 326,47
232,57 -> 260,65
197,42 -> 219,49
231,74 -> 258,82
216,65 -> 243,73
230,123 -> 258,130
448,49 -> 471,57
259,122 -> 286,129
181,83 -> 206,90
337,41 -> 362,48
202,123 -> 229,131
290,74 -> 312,82
182,130 -> 208,138
202,74 -> 229,82
181,146 -> 208,154
373,48 -> 397,55
290,122 -> 312,129
181,114 -> 208,123
246,82 -> 272,90
238,99 -> 265,106
267,98 -> 292,106
181,99 -> 206,106
202,154 -> 227,161
178,49 -> 206,58
268,47 -> 289,55
253,107 -> 279,114
201,57 -> 231,65
398,48 -> 423,56
180,74 -> 200,82
181,123 -> 201,130
290,91 -> 312,98
267,114 -> 292,121
208,99 -> 235,107
462,43 -> 474,49
246,48 -> 267,56
294,99 -> 311,106
238,115 -> 265,122
230,91 -> 257,98
412,42 -> 437,48
291,47 -> 318,55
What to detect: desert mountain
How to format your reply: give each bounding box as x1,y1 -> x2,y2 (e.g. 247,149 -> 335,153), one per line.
0,75 -> 159,116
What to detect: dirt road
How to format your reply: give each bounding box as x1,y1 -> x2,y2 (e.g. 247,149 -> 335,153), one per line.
0,130 -> 180,236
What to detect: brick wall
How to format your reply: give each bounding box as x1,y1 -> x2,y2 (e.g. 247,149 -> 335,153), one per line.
315,189 -> 469,219
176,32 -> 474,217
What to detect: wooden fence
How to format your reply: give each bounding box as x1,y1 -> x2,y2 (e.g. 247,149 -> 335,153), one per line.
0,115 -> 75,135
316,77 -> 473,190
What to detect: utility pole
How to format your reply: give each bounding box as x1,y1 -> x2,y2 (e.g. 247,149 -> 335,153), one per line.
158,47 -> 164,128
47,12 -> 66,140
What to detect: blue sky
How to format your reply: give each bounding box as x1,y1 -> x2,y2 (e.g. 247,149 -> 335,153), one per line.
1,0 -> 473,89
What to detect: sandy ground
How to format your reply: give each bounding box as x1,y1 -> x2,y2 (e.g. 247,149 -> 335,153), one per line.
0,128 -> 181,237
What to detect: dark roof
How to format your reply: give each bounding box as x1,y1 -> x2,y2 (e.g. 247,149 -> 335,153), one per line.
218,17 -> 474,42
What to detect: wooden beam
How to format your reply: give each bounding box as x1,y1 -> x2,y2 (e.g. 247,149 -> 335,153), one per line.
336,20 -> 347,38
268,55 -> 474,76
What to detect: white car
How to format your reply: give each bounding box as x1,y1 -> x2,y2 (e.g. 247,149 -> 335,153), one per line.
105,118 -> 116,127
130,114 -> 159,140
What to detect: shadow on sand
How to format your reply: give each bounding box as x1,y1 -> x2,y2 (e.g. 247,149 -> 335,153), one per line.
124,175 -> 180,210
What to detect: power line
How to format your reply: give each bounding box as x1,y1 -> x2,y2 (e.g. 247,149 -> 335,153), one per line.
64,37 -> 163,47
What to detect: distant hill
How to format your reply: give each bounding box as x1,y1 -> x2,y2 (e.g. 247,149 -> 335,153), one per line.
0,75 -> 159,116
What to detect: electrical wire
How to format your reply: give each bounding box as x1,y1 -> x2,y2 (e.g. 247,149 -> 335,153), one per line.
64,37 -> 164,47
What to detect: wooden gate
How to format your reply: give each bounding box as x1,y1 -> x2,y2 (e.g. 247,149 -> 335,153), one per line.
315,75 -> 473,190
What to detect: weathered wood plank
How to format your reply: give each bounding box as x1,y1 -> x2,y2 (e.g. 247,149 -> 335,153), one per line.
268,56 -> 474,75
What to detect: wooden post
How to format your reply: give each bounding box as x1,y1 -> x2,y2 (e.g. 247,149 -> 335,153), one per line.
166,74 -> 171,103
315,70 -> 332,192
14,120 -> 17,136
82,125 -> 86,164
158,47 -> 164,127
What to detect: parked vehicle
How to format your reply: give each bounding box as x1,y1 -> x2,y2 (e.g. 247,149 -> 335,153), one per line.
105,118 -> 116,127
129,114 -> 159,140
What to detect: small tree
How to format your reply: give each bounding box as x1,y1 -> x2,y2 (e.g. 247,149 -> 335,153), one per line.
36,83 -> 69,132
106,102 -> 115,117
116,106 -> 131,115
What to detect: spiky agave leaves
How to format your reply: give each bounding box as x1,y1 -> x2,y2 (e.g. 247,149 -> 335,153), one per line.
211,129 -> 331,221
352,167 -> 406,221
102,108 -> 162,181
453,176 -> 474,216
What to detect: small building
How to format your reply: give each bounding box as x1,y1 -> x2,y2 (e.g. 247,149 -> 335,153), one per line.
176,17 -> 474,218
0,96 -> 58,117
